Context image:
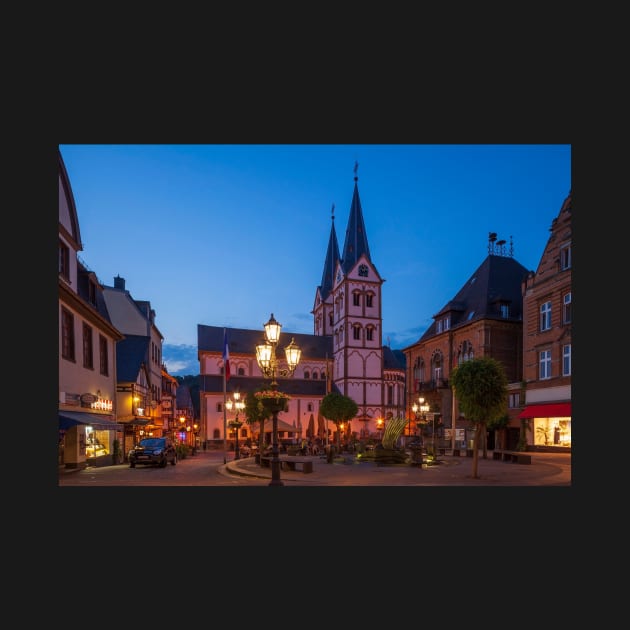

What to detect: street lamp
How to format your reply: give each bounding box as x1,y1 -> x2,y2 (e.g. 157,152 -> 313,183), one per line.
226,392 -> 245,460
255,313 -> 301,487
412,397 -> 430,443
376,417 -> 384,439
179,415 -> 186,443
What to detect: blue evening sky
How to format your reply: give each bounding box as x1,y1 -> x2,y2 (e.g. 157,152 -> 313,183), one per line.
59,144 -> 571,376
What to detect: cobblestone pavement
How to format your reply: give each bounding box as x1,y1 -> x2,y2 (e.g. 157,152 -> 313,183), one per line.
221,450 -> 571,486
58,449 -> 571,486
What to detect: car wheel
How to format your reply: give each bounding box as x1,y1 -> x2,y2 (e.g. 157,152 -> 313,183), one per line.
159,457 -> 167,468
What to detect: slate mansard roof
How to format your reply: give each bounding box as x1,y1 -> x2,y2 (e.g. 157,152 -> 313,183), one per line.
419,253 -> 531,343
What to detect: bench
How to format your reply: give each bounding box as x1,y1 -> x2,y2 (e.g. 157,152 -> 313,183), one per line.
280,458 -> 313,473
493,450 -> 532,465
260,456 -> 314,473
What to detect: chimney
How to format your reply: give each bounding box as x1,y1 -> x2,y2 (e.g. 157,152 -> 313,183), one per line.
114,275 -> 125,290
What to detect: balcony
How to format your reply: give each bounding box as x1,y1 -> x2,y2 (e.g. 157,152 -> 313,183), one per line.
415,378 -> 449,393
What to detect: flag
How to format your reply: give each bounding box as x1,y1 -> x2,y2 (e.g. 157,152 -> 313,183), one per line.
223,328 -> 231,382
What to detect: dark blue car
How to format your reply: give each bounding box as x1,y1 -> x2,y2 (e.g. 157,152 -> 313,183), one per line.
128,437 -> 177,468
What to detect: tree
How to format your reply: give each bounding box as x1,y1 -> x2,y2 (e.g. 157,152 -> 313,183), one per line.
450,357 -> 508,479
244,389 -> 272,455
319,393 -> 358,450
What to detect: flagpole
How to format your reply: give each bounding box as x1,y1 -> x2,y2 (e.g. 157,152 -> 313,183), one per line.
223,327 -> 227,464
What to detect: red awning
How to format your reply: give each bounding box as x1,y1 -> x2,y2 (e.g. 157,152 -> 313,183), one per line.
518,403 -> 571,419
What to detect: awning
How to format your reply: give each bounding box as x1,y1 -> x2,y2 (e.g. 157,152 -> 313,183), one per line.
518,403 -> 571,419
253,419 -> 297,434
59,411 -> 123,431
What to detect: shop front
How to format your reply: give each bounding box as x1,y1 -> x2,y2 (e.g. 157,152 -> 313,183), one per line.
518,402 -> 571,450
58,411 -> 123,469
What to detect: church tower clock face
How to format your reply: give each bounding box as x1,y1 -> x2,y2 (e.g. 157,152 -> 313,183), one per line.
358,264 -> 368,277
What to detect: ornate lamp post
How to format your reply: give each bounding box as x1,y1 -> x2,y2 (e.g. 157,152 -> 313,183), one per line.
255,313 -> 301,487
412,397 -> 430,441
226,392 -> 245,460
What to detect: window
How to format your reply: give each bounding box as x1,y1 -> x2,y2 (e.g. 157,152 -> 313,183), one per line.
304,371 -> 310,379
353,293 -> 360,306
307,403 -> 313,412
508,393 -> 521,408
358,264 -> 369,277
563,292 -> 572,324
99,335 -> 108,376
539,350 -> 552,379
366,294 -> 373,307
238,367 -> 245,376
500,304 -> 510,318
458,341 -> 474,364
353,325 -> 361,340
83,323 -> 93,369
61,308 -> 75,361
59,240 -> 70,280
436,320 -> 442,333
443,316 -> 450,330
329,313 -> 333,326
387,385 -> 393,405
321,372 -> 327,380
312,371 -> 318,379
560,245 -> 571,270
216,403 -> 223,412
413,358 -> 425,386
366,327 -> 374,341
563,344 -> 571,376
540,301 -> 552,331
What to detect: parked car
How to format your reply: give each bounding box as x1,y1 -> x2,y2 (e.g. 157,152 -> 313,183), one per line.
128,437 -> 177,468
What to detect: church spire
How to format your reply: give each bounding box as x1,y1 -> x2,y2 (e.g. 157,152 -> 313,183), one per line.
341,163 -> 371,273
319,203 -> 340,300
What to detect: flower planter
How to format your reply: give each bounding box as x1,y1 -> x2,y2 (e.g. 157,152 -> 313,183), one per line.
255,389 -> 290,414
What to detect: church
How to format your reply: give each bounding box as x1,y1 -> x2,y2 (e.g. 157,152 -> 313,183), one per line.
198,167 -> 406,447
